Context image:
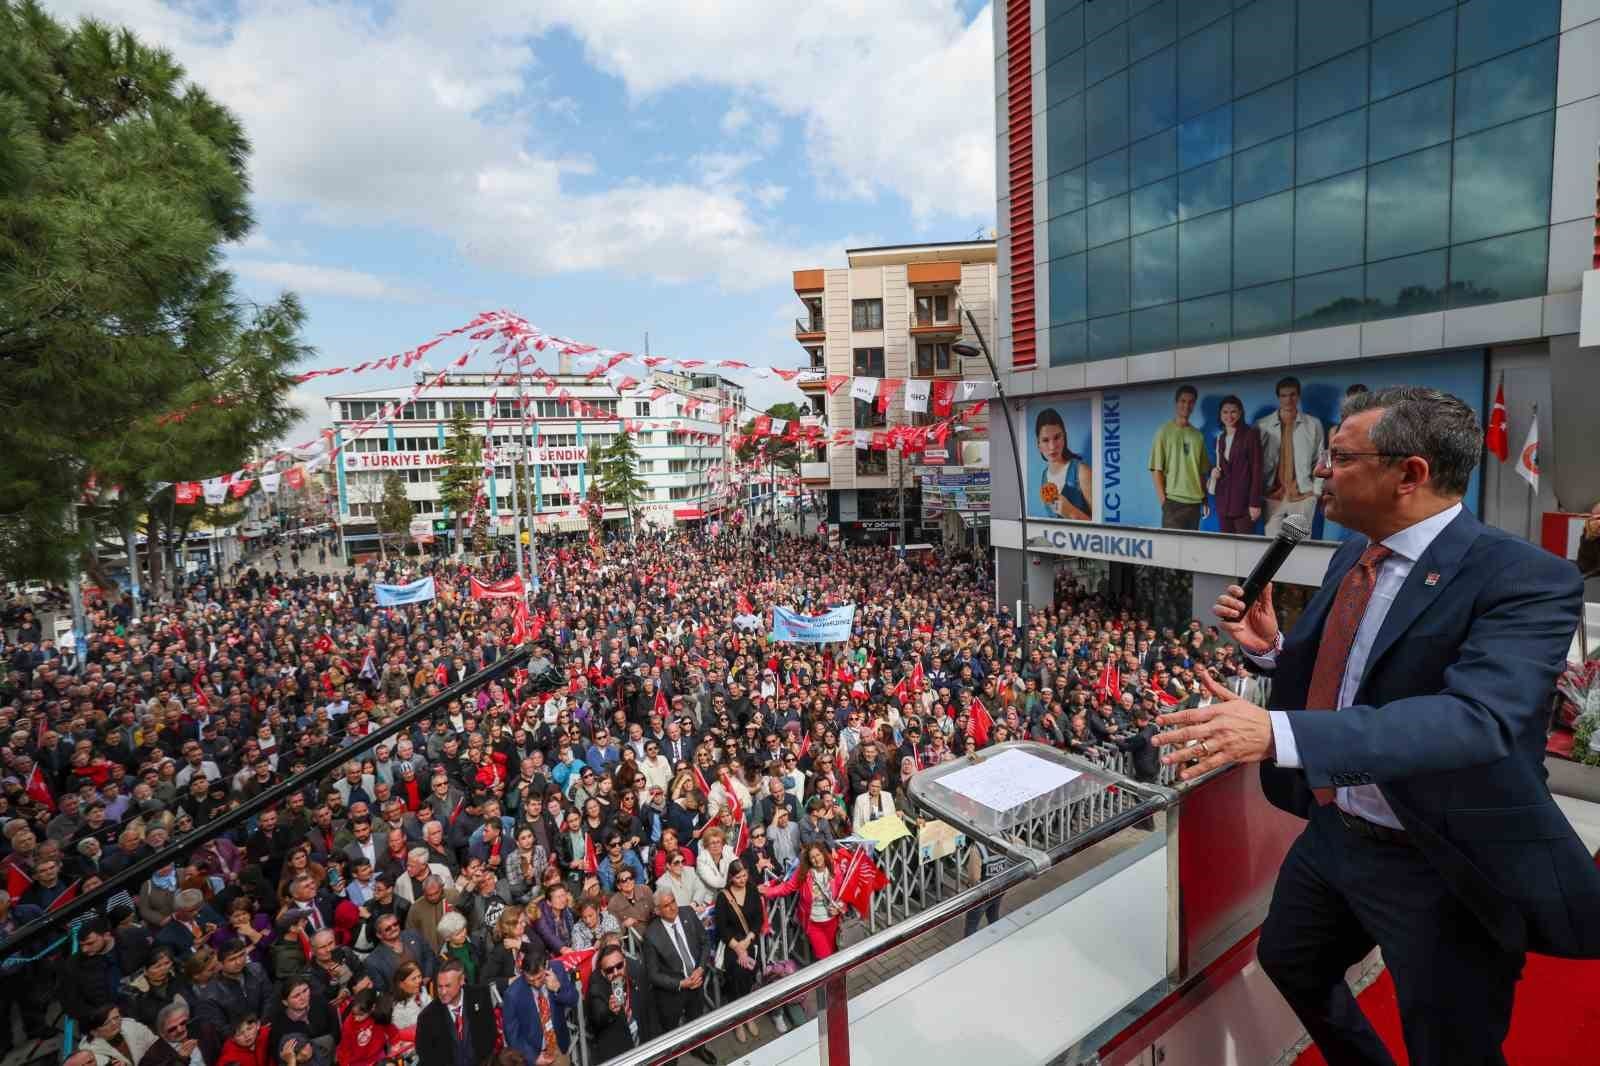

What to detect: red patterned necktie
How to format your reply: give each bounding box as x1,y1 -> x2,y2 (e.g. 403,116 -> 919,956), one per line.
1303,544 -> 1392,804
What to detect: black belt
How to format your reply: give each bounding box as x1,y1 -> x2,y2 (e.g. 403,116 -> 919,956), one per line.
1335,807 -> 1413,846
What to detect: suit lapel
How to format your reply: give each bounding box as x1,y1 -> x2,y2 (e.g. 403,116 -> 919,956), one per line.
1357,510 -> 1480,691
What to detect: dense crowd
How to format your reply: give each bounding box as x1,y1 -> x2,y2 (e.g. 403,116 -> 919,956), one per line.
0,528 -> 1251,1066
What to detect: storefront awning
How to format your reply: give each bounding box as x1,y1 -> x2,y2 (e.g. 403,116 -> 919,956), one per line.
673,507 -> 706,521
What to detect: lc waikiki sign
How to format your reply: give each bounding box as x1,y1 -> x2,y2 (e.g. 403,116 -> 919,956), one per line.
1035,528 -> 1155,560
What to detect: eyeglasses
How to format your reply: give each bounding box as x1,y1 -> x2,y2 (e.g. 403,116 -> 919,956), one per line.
1316,448 -> 1410,469
602,962 -> 626,976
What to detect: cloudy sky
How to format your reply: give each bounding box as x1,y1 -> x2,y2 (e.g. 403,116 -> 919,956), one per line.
48,0 -> 998,439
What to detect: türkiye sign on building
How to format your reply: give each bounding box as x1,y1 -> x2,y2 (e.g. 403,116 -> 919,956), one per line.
344,447 -> 591,470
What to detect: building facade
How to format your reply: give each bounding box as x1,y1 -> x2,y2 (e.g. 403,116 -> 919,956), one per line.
793,240 -> 998,545
325,369 -> 742,555
990,0 -> 1600,622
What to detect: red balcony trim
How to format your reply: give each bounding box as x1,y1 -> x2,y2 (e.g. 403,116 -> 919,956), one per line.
1006,0 -> 1036,370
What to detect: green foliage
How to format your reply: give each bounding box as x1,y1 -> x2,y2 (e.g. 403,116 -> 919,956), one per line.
0,0 -> 308,581
378,473 -> 412,553
600,429 -> 647,523
436,410 -> 481,548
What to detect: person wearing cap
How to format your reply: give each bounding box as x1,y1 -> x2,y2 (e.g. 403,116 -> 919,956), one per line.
501,941 -> 578,1066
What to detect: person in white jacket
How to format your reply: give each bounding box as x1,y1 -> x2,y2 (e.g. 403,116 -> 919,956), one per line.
696,827 -> 737,890
852,775 -> 897,832
78,1005 -> 158,1066
656,849 -> 712,908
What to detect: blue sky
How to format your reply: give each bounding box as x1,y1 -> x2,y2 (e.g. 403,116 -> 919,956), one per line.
51,0 -> 998,437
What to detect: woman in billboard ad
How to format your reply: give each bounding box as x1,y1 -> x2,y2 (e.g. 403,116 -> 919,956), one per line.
1209,394 -> 1263,535
1032,403 -> 1093,520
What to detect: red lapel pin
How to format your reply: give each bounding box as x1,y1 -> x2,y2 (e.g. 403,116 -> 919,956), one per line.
1424,571 -> 1440,586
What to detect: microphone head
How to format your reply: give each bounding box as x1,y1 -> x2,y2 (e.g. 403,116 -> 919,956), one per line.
1280,513 -> 1311,544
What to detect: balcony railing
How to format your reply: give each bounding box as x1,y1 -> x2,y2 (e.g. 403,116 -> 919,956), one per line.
911,301 -> 962,333
795,317 -> 825,336
796,368 -> 828,388
800,461 -> 830,481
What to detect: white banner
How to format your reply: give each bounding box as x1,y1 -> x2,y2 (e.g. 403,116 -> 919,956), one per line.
849,377 -> 880,403
260,472 -> 281,495
202,478 -> 229,506
904,379 -> 931,413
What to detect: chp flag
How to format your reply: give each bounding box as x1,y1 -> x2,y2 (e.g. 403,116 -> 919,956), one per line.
1515,410 -> 1539,492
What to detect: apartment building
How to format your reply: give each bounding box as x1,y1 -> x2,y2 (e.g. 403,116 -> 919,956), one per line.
793,240 -> 998,545
988,0 -> 1600,625
325,368 -> 742,555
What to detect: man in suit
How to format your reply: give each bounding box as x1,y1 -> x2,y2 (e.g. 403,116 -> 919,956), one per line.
1155,386 -> 1600,1065
502,943 -> 579,1066
641,889 -> 718,1064
415,960 -> 496,1066
586,942 -> 658,1062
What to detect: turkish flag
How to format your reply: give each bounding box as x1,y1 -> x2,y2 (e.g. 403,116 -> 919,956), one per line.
1485,380 -> 1509,461
653,686 -> 668,718
4,862 -> 31,899
584,833 -> 599,875
25,766 -> 54,812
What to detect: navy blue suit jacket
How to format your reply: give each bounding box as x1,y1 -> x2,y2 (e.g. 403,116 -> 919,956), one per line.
1262,509 -> 1600,958
501,961 -> 580,1059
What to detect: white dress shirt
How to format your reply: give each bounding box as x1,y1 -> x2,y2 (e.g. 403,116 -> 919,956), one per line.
1257,502 -> 1462,830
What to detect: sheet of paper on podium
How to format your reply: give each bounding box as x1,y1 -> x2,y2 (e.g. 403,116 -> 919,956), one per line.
939,749 -> 1080,812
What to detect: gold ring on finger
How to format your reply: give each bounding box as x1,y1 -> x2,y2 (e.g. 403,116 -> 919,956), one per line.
1198,740 -> 1210,757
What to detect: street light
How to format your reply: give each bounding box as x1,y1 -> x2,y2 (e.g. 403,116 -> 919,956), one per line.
952,309 -> 1030,669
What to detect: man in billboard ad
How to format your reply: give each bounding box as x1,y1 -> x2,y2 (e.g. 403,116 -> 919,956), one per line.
1024,397 -> 1094,521
1257,376 -> 1327,537
1149,384 -> 1207,530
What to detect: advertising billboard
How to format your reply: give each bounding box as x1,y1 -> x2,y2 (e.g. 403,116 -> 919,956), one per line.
1023,350 -> 1485,542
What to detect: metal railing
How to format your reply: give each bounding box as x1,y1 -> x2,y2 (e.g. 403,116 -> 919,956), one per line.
796,317 -> 826,335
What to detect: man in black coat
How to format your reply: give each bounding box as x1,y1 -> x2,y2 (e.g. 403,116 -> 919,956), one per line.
585,943 -> 658,1062
1114,707 -> 1161,783
641,890 -> 717,1064
415,960 -> 496,1066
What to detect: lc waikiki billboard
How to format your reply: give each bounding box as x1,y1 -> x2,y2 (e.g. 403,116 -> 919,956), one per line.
1023,349 -> 1485,542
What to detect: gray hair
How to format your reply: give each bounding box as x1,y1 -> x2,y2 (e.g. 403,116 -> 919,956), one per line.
436,911 -> 468,939
1340,386 -> 1481,497
156,1002 -> 188,1031
407,847 -> 429,864
654,886 -> 677,905
422,875 -> 444,891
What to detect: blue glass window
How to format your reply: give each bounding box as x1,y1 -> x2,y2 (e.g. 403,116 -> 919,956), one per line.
1087,24 -> 1129,86
1132,178 -> 1179,234
1046,98 -> 1087,175
1087,150 -> 1130,204
1178,0 -> 1231,36
1179,293 -> 1231,346
1296,109 -> 1366,184
1046,51 -> 1086,109
1089,314 -> 1132,361
1130,0 -> 1177,61
1049,167 -> 1087,216
1086,0 -> 1130,39
1178,18 -> 1232,120
1088,195 -> 1131,247
1179,212 -> 1232,298
1368,78 -> 1452,163
1295,170 -> 1366,275
1086,73 -> 1130,158
1447,228 -> 1548,308
1366,144 -> 1450,261
1233,189 -> 1295,287
1129,48 -> 1178,140
1366,250 -> 1446,319
1233,0 -> 1295,98
1131,129 -> 1178,185
1132,226 -> 1179,308
1234,80 -> 1294,151
1456,0 -> 1559,70
1050,322 -> 1088,366
1372,0 -> 1451,39
1047,4 -> 1085,58
1050,253 -> 1088,324
1233,281 -> 1293,337
1088,241 -> 1132,317
1454,40 -> 1557,139
1131,304 -> 1179,352
1451,112 -> 1553,244
1294,266 -> 1368,328
1370,11 -> 1454,102
1048,210 -> 1088,258
1296,0 -> 1367,71
1178,156 -> 1231,219
1233,134 -> 1294,202
1297,48 -> 1367,128
1178,103 -> 1232,169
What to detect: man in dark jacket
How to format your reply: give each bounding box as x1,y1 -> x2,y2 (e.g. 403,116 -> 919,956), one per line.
641,891 -> 717,1064
1114,707 -> 1161,783
415,960 -> 496,1066
585,943 -> 658,1062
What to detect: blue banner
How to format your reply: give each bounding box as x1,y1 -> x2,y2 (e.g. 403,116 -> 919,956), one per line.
374,576 -> 437,606
770,604 -> 856,643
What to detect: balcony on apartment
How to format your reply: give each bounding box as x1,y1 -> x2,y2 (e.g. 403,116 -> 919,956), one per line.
796,345 -> 828,391
908,260 -> 963,341
794,269 -> 825,343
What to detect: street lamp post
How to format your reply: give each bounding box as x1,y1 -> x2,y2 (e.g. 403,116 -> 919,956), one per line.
952,309 -> 1029,669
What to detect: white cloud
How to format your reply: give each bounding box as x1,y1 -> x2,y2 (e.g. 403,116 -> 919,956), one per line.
49,0 -> 849,292
232,260 -> 426,302
754,183 -> 789,208
721,105 -> 752,134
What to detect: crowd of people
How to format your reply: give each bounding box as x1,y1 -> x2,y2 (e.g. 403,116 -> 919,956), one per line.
0,526 -> 1253,1066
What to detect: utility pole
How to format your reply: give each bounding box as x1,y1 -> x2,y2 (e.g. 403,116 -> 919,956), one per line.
896,451 -> 906,553
506,441 -> 525,585
520,371 -> 537,595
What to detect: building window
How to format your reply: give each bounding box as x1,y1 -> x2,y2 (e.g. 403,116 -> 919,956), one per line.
853,398 -> 887,430
851,347 -> 885,377
851,299 -> 883,330
442,401 -> 485,420
397,401 -> 435,421
915,342 -> 954,376
633,402 -> 651,416
913,293 -> 951,325
855,449 -> 887,476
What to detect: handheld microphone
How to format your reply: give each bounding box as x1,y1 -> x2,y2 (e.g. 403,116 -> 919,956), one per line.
1239,513 -> 1311,609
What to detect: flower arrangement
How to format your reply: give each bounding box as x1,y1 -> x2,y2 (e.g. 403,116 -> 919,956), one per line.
1555,659 -> 1600,767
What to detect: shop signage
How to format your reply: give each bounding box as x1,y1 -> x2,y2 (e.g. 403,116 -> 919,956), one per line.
1038,528 -> 1155,560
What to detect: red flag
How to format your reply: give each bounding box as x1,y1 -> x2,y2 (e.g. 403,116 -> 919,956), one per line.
192,674 -> 210,710
691,763 -> 712,799
229,478 -> 255,499
174,482 -> 202,505
25,766 -> 54,812
510,600 -> 532,645
720,771 -> 750,853
584,833 -> 599,875
1094,664 -> 1121,703
4,863 -> 31,899
753,415 -> 772,436
911,659 -> 926,692
47,879 -> 81,912
556,948 -> 597,991
967,698 -> 993,747
930,380 -> 957,417
892,676 -> 910,706
653,686 -> 668,718
1485,379 -> 1509,462
282,466 -> 306,490
825,375 -> 851,395
831,845 -> 887,919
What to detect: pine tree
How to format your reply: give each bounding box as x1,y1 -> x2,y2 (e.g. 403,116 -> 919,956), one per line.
377,474 -> 412,560
437,410 -> 481,553
601,430 -> 648,532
